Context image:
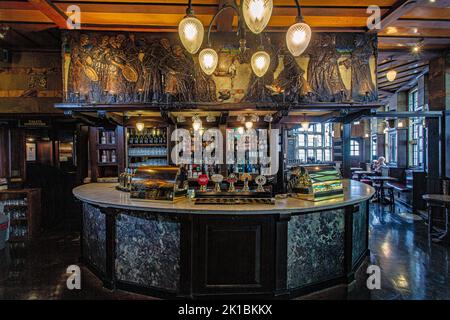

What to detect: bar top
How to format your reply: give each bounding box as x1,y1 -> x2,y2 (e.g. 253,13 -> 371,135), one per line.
73,179 -> 374,215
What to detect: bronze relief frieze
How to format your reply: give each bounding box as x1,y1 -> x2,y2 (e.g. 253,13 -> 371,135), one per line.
62,31 -> 377,106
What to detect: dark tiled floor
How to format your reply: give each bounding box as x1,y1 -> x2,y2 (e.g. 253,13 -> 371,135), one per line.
0,203 -> 449,300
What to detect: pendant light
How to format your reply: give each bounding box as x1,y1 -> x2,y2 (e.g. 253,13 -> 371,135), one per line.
245,121 -> 254,129
136,114 -> 145,132
251,50 -> 270,77
199,47 -> 218,75
385,56 -> 397,82
192,115 -> 202,131
386,70 -> 397,82
178,1 -> 204,54
242,0 -> 273,34
286,0 -> 311,57
300,113 -> 309,131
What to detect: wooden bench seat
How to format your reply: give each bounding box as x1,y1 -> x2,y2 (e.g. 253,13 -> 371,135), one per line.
385,182 -> 411,192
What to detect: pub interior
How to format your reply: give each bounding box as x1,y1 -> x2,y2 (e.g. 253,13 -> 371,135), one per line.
0,0 -> 449,301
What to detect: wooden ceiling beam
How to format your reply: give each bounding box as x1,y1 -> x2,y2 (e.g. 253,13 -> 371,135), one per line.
368,0 -> 423,33
28,0 -> 68,29
394,18 -> 450,29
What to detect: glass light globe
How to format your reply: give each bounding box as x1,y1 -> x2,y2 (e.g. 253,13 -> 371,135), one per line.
286,21 -> 312,57
386,69 -> 397,82
251,51 -> 270,77
242,0 -> 273,34
136,121 -> 145,132
245,121 -> 253,129
178,16 -> 204,54
199,48 -> 218,75
193,119 -> 202,131
300,121 -> 309,131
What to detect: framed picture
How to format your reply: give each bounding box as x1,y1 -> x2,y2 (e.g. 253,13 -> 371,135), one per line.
26,142 -> 36,162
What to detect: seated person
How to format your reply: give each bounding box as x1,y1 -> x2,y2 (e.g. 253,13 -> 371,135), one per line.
374,156 -> 387,173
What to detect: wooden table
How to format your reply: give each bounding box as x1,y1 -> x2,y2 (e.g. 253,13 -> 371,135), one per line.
367,176 -> 397,203
422,194 -> 450,243
353,170 -> 374,180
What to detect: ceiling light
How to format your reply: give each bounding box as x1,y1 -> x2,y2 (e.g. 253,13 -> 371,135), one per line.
300,113 -> 309,131
242,0 -> 273,34
192,115 -> 202,131
199,47 -> 218,75
136,115 -> 145,132
250,114 -> 259,122
178,5 -> 204,54
251,50 -> 270,77
264,114 -> 273,122
386,69 -> 397,82
245,121 -> 253,129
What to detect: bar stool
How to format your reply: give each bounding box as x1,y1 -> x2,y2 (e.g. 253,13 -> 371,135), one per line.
422,194 -> 450,244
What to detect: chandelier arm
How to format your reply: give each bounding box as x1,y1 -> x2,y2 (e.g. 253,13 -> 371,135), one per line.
206,3 -> 241,46
186,0 -> 193,14
294,0 -> 303,21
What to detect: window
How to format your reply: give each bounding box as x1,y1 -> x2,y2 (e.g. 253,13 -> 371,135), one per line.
292,123 -> 333,164
408,89 -> 424,168
388,131 -> 397,164
350,140 -> 360,156
371,135 -> 377,160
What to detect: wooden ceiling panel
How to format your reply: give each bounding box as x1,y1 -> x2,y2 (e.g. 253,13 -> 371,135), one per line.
379,27 -> 450,38
402,6 -> 450,20
52,0 -> 397,6
0,9 -> 53,23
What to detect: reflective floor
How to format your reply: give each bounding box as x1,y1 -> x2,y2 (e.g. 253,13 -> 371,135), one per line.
0,203 -> 449,300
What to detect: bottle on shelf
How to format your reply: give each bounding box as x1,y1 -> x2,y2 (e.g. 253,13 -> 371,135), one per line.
101,151 -> 107,163
134,131 -> 140,144
111,150 -> 116,163
101,131 -> 107,144
128,129 -> 134,145
110,132 -> 116,144
143,130 -> 149,144
149,129 -> 154,144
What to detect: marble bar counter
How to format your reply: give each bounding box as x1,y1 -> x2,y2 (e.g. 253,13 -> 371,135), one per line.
73,179 -> 374,299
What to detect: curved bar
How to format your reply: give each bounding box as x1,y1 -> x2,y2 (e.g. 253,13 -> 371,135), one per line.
74,179 -> 374,214
75,180 -> 374,299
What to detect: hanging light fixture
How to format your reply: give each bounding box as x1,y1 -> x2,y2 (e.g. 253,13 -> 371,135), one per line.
199,47 -> 218,75
251,50 -> 270,77
242,0 -> 273,34
136,114 -> 145,132
245,121 -> 253,129
192,115 -> 202,131
386,69 -> 397,82
178,1 -> 204,54
286,0 -> 311,57
300,113 -> 309,131
385,56 -> 397,82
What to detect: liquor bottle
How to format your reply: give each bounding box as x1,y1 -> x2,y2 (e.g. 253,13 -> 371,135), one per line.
133,131 -> 139,144
111,132 -> 116,144
161,130 -> 166,144
149,128 -> 154,144
128,129 -> 134,145
155,129 -> 160,143
101,131 -> 107,144
143,130 -> 149,144
111,150 -> 116,163
101,151 -> 107,163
